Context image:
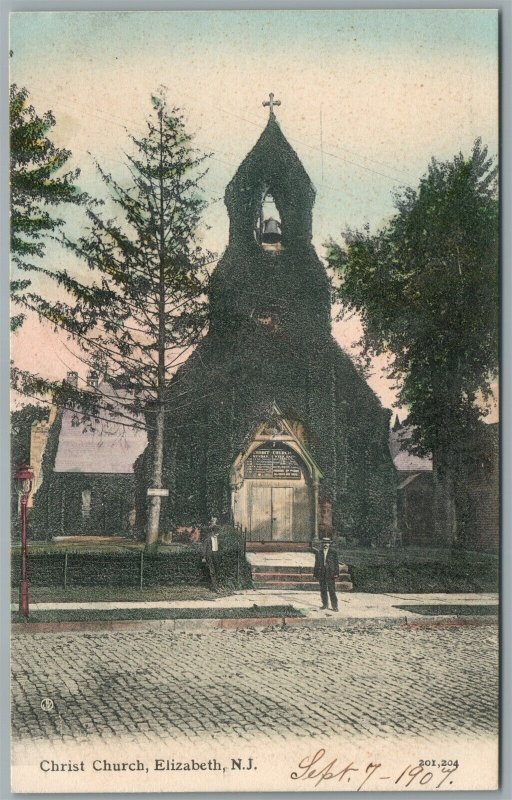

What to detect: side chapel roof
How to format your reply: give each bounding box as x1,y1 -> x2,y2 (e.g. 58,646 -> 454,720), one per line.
54,381 -> 147,474
388,425 -> 433,473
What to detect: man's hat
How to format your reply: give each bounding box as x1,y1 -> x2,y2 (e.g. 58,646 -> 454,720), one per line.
321,537 -> 331,543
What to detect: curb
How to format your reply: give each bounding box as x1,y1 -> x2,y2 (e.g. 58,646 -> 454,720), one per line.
11,616 -> 299,634
11,613 -> 497,635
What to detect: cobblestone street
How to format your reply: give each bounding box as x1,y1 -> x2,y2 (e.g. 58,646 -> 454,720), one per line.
12,622 -> 499,744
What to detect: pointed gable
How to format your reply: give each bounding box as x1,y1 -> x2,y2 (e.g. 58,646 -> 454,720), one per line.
225,117 -> 316,248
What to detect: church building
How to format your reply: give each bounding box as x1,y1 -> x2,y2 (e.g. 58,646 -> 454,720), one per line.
137,100 -> 396,546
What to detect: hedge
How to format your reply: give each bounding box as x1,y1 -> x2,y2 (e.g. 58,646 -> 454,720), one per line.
11,551 -> 205,588
11,528 -> 252,590
350,559 -> 499,594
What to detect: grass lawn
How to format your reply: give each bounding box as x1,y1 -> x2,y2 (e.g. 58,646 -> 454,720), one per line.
394,604 -> 499,617
10,585 -> 226,604
11,605 -> 303,624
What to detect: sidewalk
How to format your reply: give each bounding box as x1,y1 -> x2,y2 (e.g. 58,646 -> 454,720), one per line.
11,590 -> 499,633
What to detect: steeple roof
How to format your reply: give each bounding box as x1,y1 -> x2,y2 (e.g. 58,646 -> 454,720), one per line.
223,115 -> 316,248
225,116 -> 315,214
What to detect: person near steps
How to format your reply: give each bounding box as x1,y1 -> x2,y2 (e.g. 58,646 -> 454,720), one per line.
313,536 -> 339,611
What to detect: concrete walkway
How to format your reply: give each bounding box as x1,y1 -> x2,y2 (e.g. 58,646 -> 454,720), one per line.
10,591 -> 498,619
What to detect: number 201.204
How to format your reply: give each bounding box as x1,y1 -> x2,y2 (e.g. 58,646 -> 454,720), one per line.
419,760 -> 459,768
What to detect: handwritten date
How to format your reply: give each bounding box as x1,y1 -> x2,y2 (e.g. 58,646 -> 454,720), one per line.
291,749 -> 459,790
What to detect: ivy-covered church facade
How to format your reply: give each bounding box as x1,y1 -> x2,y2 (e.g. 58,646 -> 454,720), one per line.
137,110 -> 396,545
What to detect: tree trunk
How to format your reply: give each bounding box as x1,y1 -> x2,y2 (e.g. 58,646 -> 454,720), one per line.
446,467 -> 458,545
433,450 -> 458,546
145,403 -> 165,550
145,106 -> 167,552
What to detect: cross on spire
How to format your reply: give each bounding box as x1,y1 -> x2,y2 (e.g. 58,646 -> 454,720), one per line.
262,92 -> 281,119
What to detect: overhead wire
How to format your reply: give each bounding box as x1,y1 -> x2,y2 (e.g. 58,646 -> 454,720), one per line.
31,85 -> 415,194
212,104 -> 415,184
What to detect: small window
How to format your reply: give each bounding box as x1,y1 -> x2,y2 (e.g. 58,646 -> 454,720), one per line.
81,489 -> 92,520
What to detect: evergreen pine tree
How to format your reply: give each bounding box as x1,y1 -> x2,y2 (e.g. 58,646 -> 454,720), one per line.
10,83 -> 86,330
18,91 -> 213,547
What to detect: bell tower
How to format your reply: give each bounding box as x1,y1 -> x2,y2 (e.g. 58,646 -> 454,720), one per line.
209,98 -> 331,341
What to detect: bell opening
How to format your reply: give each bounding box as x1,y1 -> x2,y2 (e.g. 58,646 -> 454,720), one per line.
255,192 -> 283,253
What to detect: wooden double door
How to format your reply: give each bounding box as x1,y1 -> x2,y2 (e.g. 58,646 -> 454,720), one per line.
248,483 -> 311,541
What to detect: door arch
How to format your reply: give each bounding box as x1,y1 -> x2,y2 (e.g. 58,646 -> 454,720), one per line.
231,438 -> 316,542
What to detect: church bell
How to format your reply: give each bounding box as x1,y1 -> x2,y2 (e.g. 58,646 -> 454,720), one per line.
261,217 -> 282,244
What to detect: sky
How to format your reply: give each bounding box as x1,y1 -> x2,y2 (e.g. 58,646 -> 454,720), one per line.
10,10 -> 499,417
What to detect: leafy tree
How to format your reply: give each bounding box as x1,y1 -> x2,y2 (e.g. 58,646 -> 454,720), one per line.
19,91 -> 212,549
327,139 -> 498,542
10,84 -> 86,330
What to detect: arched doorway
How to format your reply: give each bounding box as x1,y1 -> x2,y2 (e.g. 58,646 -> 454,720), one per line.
230,412 -> 322,542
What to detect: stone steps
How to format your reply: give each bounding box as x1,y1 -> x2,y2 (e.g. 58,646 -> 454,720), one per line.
251,564 -> 351,575
252,571 -> 350,582
253,581 -> 354,592
251,563 -> 353,592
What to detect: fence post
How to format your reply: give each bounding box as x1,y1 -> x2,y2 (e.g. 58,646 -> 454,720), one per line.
139,551 -> 144,590
63,552 -> 68,589
60,489 -> 66,535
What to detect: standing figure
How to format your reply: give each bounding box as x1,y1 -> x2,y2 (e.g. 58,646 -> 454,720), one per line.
313,537 -> 339,611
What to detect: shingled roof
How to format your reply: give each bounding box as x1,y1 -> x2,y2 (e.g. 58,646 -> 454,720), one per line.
54,382 -> 147,474
388,425 -> 433,473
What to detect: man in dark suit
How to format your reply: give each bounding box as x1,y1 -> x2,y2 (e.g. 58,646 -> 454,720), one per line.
313,537 -> 339,611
